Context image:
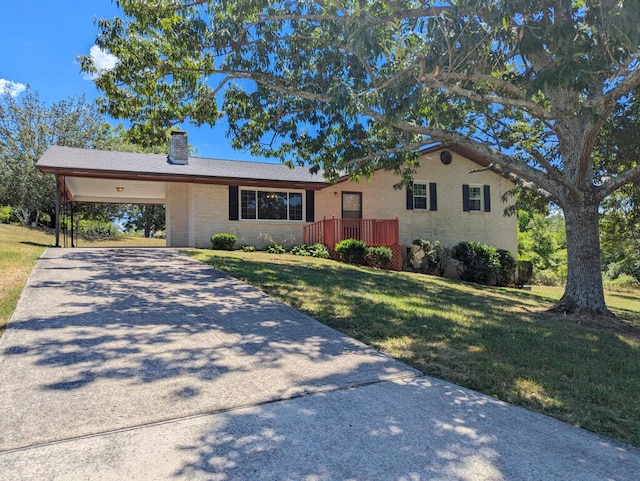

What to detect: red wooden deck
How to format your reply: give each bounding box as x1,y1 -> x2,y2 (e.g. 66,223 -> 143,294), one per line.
303,217 -> 402,270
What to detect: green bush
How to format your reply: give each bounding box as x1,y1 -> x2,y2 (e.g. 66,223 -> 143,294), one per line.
604,274 -> 640,293
240,244 -> 256,252
533,269 -> 562,286
0,206 -> 12,223
410,239 -> 450,276
264,243 -> 286,254
78,219 -> 121,237
451,241 -> 501,285
211,233 -> 237,250
335,239 -> 367,265
365,246 -> 393,268
495,249 -> 516,287
515,260 -> 534,286
290,243 -> 330,258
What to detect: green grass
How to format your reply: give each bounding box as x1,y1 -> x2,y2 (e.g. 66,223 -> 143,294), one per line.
0,224 -> 165,336
188,249 -> 640,447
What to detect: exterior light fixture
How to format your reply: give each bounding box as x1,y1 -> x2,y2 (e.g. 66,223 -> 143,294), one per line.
116,186 -> 124,192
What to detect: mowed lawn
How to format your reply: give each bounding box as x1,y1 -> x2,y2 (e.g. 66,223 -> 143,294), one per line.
0,224 -> 165,335
188,249 -> 640,448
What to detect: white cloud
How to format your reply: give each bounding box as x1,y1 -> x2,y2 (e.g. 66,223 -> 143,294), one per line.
83,45 -> 118,80
0,79 -> 27,97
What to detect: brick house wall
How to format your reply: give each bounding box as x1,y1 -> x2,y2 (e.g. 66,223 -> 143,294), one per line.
165,149 -> 516,256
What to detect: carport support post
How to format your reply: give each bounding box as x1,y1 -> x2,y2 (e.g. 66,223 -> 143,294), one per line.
55,172 -> 60,247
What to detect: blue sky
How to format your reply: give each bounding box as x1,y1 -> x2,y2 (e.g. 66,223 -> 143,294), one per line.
0,1 -> 266,161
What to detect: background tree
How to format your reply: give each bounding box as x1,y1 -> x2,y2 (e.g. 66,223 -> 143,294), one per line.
81,0 -> 640,317
0,88 -> 108,225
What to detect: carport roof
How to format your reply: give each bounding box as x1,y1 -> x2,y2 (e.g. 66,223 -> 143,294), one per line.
37,145 -> 328,187
37,145 -> 331,203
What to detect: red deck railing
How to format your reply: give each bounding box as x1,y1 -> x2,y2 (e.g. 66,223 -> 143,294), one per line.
303,217 -> 399,249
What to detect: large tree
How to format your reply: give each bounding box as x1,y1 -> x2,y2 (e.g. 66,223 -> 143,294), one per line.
0,88 -> 108,225
81,0 -> 640,316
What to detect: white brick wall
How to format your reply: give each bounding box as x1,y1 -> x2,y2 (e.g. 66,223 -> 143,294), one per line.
164,149 -> 516,255
314,150 -> 517,255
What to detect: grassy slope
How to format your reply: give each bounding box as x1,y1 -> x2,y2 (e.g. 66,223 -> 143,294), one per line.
0,224 -> 165,334
188,249 -> 640,447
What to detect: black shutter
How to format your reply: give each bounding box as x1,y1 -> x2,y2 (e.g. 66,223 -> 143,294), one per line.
429,182 -> 437,211
406,184 -> 414,210
306,190 -> 315,222
229,185 -> 239,220
484,185 -> 491,212
462,184 -> 470,212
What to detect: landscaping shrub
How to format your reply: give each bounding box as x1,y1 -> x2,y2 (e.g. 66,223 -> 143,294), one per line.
533,269 -> 562,286
495,249 -> 516,287
335,239 -> 367,265
78,219 -> 121,238
451,241 -> 500,285
410,239 -> 449,276
264,243 -> 286,254
290,243 -> 330,258
604,274 -> 640,293
210,233 -> 237,250
240,244 -> 256,252
365,246 -> 393,268
515,260 -> 534,287
0,206 -> 12,223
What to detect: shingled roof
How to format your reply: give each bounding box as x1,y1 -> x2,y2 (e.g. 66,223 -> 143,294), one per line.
37,145 -> 328,188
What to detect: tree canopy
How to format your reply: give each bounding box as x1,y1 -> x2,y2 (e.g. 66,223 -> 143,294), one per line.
81,0 -> 640,316
0,88 -> 108,225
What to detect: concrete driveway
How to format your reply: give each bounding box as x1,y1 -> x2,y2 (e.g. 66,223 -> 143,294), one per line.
0,248 -> 638,480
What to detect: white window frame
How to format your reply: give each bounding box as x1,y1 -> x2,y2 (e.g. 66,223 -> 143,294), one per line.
412,181 -> 428,211
468,184 -> 483,212
239,188 -> 305,221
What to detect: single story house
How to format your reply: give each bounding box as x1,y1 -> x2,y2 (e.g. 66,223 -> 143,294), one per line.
37,131 -> 516,267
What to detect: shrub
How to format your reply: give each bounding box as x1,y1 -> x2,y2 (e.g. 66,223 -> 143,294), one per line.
240,244 -> 256,252
0,206 -> 12,223
495,249 -> 517,287
78,219 -> 121,238
290,243 -> 330,258
365,246 -> 393,268
410,239 -> 449,276
533,269 -> 562,286
515,260 -> 534,286
604,274 -> 640,293
451,241 -> 500,285
264,243 -> 286,254
211,233 -> 237,250
335,238 -> 367,265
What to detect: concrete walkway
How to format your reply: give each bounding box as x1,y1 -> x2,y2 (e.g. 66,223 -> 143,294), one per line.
0,248 -> 638,480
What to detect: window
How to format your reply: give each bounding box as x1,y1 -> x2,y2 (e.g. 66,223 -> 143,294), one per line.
407,182 -> 437,211
240,189 -> 304,221
468,185 -> 482,212
462,184 -> 491,212
413,182 -> 428,210
342,192 -> 362,219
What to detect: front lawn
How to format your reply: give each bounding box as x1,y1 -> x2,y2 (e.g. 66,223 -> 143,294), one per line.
188,249 -> 640,447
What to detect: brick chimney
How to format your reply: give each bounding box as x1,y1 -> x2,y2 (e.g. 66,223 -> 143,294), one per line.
167,131 -> 189,165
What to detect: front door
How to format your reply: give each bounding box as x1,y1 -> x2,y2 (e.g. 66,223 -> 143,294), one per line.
342,192 -> 362,240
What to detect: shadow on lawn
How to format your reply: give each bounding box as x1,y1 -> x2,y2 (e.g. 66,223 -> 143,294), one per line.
193,251 -> 640,447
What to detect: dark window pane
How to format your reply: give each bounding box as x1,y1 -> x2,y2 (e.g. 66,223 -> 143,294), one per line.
241,190 -> 256,219
258,191 -> 287,219
289,193 -> 303,220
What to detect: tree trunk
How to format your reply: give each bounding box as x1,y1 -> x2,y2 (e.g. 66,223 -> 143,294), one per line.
551,197 -> 612,317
